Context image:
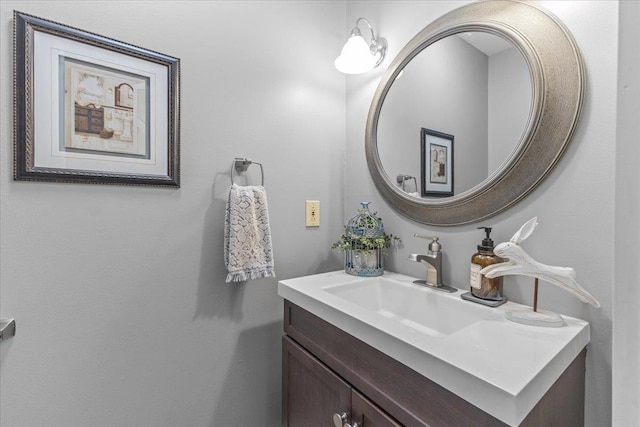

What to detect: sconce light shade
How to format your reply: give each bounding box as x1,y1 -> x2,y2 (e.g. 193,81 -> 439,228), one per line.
335,18 -> 387,74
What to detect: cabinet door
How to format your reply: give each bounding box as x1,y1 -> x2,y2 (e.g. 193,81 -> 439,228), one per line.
283,336 -> 351,427
352,389 -> 402,427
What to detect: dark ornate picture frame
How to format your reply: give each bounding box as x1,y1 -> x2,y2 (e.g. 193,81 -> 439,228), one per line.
420,128 -> 454,197
13,11 -> 180,187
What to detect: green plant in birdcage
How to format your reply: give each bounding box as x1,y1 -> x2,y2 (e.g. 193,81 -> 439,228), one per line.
331,202 -> 401,277
330,228 -> 400,256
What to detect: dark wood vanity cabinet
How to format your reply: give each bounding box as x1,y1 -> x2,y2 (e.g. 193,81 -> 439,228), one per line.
283,336 -> 401,427
282,300 -> 586,427
283,336 -> 350,427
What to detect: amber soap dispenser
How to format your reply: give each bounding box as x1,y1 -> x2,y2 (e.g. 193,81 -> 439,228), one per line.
464,227 -> 507,307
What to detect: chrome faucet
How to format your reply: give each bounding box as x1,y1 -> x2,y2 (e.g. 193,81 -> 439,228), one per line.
408,234 -> 456,293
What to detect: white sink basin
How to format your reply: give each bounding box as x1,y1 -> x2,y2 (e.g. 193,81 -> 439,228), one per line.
278,270 -> 590,426
323,276 -> 490,337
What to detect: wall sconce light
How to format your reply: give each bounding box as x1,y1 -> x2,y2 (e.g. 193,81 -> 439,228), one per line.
335,18 -> 387,74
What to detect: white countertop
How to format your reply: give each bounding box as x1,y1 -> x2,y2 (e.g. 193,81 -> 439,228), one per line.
278,270 -> 590,426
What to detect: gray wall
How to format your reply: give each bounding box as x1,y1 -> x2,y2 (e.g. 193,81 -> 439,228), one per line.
0,1 -> 345,426
614,0 -> 640,424
345,1 -> 615,426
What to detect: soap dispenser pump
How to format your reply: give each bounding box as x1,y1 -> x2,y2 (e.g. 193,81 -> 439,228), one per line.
468,227 -> 507,305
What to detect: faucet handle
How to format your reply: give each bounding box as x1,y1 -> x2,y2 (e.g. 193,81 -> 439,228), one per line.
414,234 -> 441,252
414,233 -> 437,240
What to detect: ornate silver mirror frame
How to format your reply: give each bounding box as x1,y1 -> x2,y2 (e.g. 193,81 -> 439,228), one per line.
365,0 -> 585,226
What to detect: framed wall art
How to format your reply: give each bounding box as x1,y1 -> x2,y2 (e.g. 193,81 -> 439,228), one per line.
421,128 -> 454,197
13,11 -> 180,187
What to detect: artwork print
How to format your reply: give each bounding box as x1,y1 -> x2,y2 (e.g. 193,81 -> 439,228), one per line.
14,11 -> 180,187
65,59 -> 150,158
430,143 -> 448,184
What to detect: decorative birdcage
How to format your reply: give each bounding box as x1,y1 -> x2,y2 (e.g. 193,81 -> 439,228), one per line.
331,202 -> 393,277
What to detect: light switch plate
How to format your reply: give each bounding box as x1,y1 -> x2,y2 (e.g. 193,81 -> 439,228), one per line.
305,200 -> 320,227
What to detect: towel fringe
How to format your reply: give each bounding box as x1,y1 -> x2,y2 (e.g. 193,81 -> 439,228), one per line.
226,267 -> 276,283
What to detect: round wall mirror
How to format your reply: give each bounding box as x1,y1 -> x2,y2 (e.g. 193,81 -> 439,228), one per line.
365,0 -> 585,226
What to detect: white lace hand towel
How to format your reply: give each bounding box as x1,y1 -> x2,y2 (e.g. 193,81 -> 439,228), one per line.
224,184 -> 275,283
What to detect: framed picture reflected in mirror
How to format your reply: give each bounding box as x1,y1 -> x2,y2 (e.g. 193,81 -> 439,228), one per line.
421,128 -> 454,197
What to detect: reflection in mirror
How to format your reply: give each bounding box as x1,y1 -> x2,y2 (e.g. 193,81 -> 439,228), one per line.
377,32 -> 531,199
396,174 -> 419,197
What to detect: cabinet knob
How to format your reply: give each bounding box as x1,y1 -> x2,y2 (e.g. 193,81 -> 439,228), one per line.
333,412 -> 348,427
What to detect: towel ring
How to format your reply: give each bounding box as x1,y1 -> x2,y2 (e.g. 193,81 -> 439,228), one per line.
231,157 -> 264,186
